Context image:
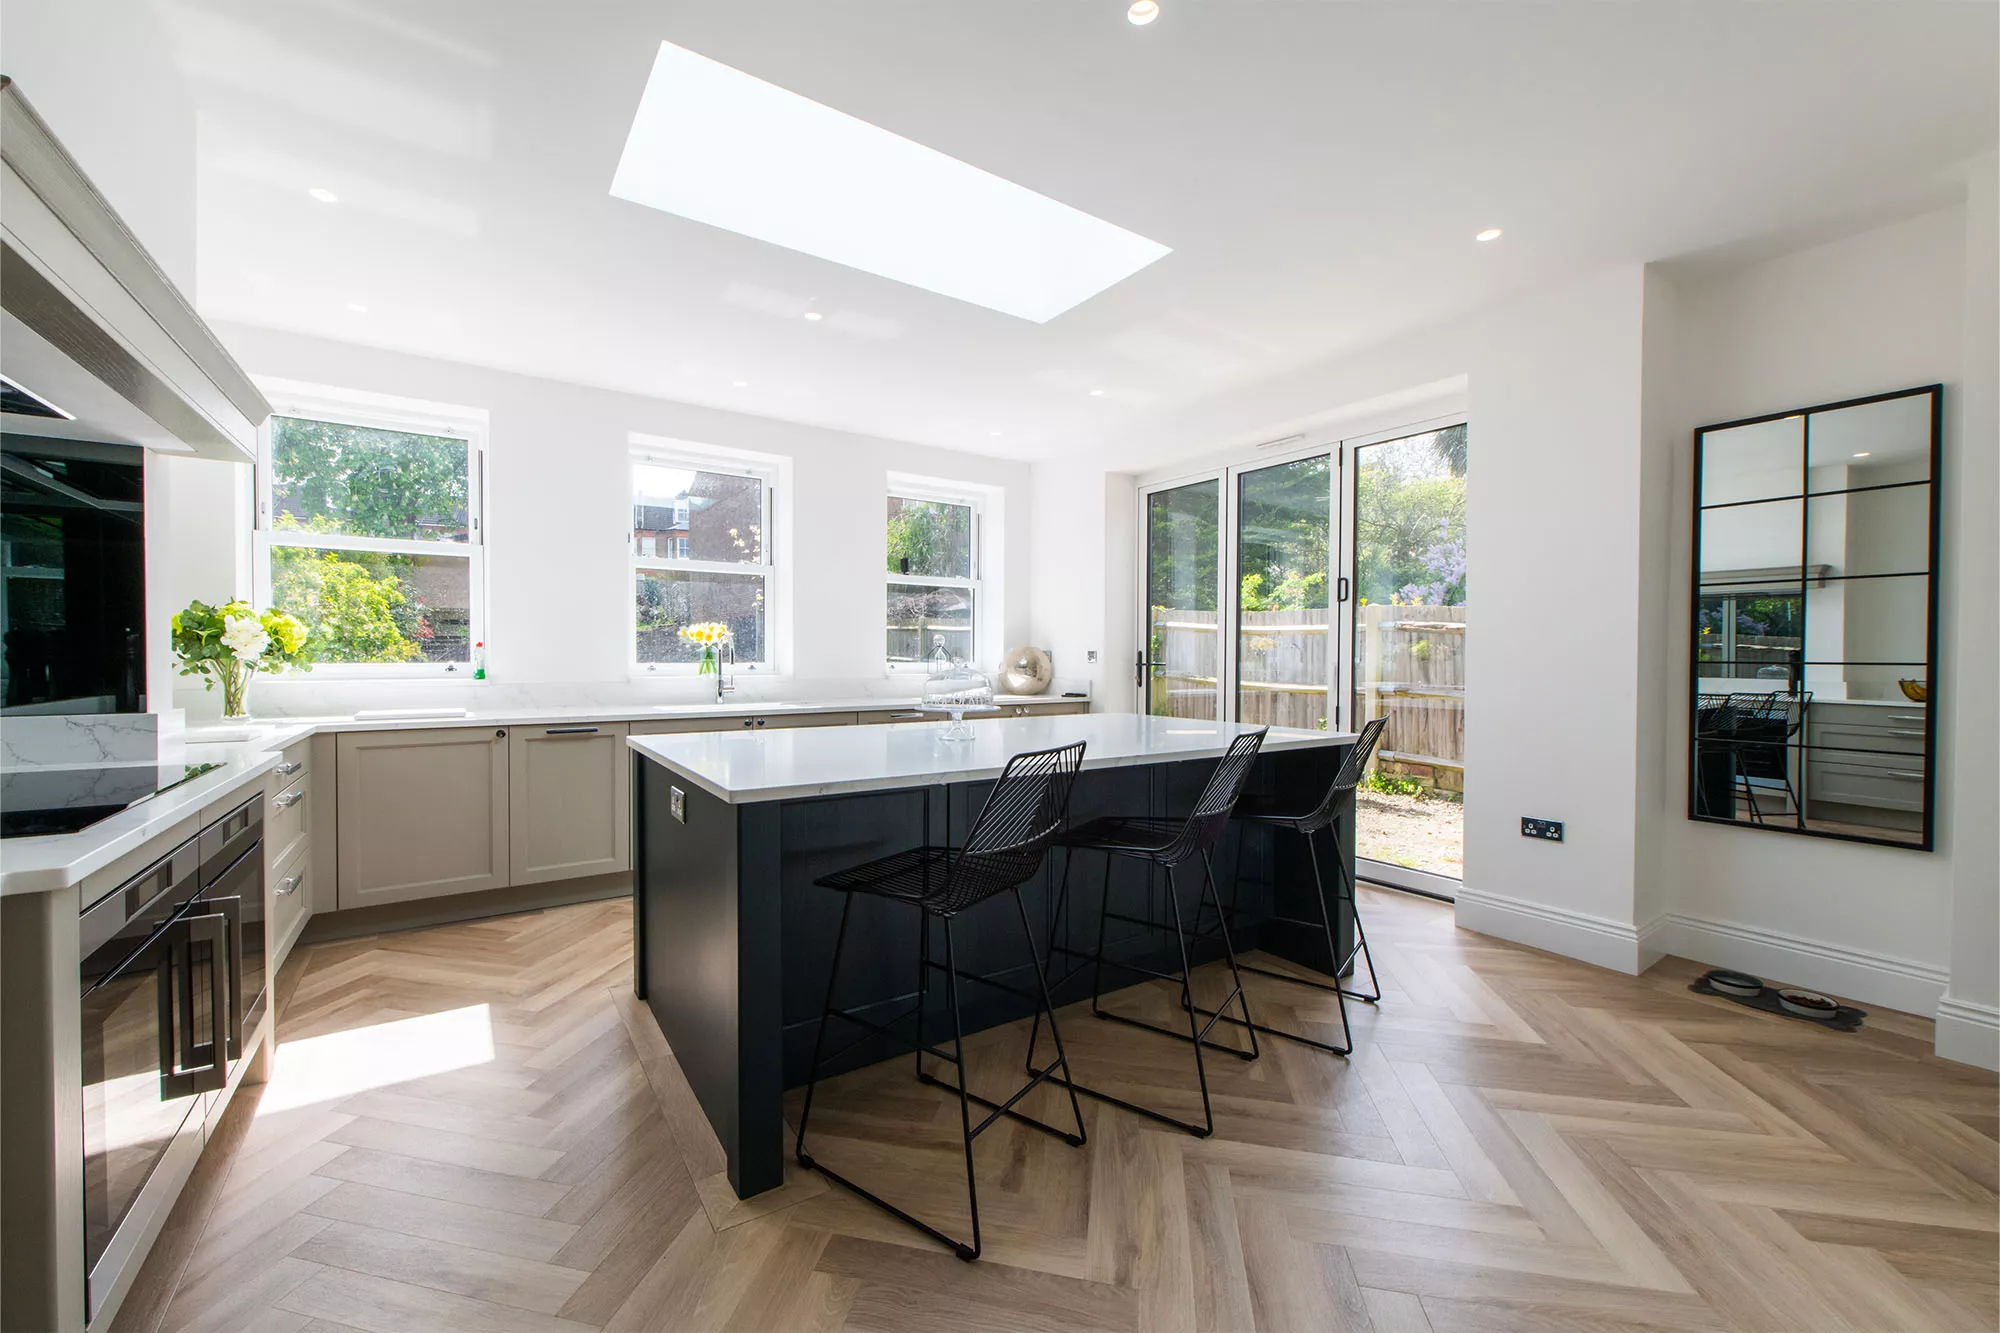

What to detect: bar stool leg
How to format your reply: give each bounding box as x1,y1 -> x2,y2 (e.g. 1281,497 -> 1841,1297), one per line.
914,910 -> 932,1083
1012,887 -> 1088,1146
1025,846 -> 1074,1074
941,918 -> 981,1261
795,891 -> 855,1164
1321,822 -> 1381,1004
1198,848 -> 1260,1060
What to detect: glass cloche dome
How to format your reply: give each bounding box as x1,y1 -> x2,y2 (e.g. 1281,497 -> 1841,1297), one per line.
920,639 -> 994,739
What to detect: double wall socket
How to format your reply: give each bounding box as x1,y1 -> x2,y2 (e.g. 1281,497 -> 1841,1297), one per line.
1521,817 -> 1564,842
670,786 -> 686,823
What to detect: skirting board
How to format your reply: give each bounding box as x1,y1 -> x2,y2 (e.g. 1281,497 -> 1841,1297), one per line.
1455,894 -> 1990,1068
1935,994 -> 2000,1072
1453,888 -> 1648,975
1643,911 -> 1948,1019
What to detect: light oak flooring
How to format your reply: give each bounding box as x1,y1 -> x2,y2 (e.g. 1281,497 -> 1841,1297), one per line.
115,889 -> 1997,1333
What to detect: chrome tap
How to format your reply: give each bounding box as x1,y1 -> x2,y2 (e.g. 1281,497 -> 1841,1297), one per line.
715,641 -> 736,702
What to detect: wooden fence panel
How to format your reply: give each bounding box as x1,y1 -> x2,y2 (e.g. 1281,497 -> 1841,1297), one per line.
1147,604 -> 1466,775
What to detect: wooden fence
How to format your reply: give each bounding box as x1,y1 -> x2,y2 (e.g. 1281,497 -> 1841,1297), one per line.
1357,604 -> 1464,789
1149,603 -> 1464,785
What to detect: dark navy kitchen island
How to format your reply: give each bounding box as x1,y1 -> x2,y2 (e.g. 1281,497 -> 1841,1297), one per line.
629,713 -> 1358,1198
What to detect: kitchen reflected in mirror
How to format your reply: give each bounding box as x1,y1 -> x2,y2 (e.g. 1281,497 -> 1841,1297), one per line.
1690,385 -> 1941,850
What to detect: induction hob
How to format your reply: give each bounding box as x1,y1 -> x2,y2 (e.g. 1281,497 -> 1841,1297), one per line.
0,762 -> 226,838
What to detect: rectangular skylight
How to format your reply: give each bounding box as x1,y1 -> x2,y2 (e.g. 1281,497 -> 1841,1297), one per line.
610,41 -> 1171,323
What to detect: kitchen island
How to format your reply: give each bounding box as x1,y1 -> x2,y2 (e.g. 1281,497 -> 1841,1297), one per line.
629,712 -> 1359,1197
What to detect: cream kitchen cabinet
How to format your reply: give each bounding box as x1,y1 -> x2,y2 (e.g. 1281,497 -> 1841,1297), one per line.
336,728 -> 511,908
510,722 -> 630,885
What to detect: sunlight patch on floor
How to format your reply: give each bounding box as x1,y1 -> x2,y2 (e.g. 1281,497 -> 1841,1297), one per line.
256,1003 -> 495,1113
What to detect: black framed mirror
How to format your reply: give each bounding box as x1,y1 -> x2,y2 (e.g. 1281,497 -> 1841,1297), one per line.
1689,384 -> 1941,849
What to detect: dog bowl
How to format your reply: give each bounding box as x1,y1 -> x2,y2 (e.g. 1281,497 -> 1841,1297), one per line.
1776,988 -> 1839,1020
1703,969 -> 1764,998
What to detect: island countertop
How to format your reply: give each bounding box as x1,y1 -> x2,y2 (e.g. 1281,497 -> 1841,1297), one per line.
627,712 -> 1354,805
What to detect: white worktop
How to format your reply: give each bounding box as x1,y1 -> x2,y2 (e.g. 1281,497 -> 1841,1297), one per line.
0,723 -> 317,898
629,712 -> 1356,805
0,695 -> 1083,896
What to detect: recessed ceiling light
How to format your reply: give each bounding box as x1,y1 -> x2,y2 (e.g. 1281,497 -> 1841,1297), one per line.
308,187 -> 339,204
802,310 -> 823,321
345,302 -> 368,313
1089,388 -> 1106,397
1852,451 -> 1871,458
1128,0 -> 1160,24
610,41 -> 1170,323
1475,228 -> 1502,242
990,430 -> 1003,437
732,380 -> 749,387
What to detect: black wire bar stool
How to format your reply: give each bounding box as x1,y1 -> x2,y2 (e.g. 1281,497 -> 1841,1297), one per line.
794,741 -> 1088,1262
1027,728 -> 1268,1138
1185,717 -> 1388,1057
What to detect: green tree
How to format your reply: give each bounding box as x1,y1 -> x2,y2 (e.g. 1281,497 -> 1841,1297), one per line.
270,416 -> 469,541
886,498 -> 971,576
270,547 -> 421,663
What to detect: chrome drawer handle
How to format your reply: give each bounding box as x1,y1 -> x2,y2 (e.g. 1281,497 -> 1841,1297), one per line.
889,712 -> 924,720
274,761 -> 303,776
545,726 -> 600,735
1886,729 -> 1925,737
273,791 -> 305,809
1887,714 -> 1925,723
276,875 -> 302,896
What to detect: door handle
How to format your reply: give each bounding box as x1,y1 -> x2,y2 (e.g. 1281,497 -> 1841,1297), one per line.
1337,576 -> 1351,603
273,761 -> 303,776
161,913 -> 230,1096
273,791 -> 305,809
276,875 -> 302,897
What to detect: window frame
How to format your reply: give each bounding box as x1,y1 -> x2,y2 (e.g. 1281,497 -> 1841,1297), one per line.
629,441 -> 780,675
885,480 -> 984,672
253,384 -> 489,679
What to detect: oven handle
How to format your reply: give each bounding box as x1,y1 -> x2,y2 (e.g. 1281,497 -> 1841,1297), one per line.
206,894 -> 246,1060
159,912 -> 230,1097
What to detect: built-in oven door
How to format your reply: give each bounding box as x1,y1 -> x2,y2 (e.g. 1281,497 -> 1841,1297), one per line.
198,795 -> 264,1056
79,908 -> 227,1317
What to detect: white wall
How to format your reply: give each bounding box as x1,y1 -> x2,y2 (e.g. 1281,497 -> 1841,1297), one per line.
1940,157 -> 1999,1069
1651,204 -> 1981,1027
169,323 -> 1035,711
1027,464 -> 1136,706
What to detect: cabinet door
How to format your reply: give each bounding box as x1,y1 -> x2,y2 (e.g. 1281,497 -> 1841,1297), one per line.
510,723 -> 630,885
336,728 -> 510,908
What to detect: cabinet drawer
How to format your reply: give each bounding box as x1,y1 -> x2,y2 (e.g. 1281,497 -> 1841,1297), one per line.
266,770 -> 310,870
1807,752 -> 1927,812
739,711 -> 857,730
270,842 -> 311,973
269,741 -> 309,787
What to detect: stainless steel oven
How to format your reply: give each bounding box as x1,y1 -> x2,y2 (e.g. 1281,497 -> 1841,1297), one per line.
78,794 -> 261,1319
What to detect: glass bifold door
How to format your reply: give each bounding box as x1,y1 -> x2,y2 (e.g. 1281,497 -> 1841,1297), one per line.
1140,422 -> 1467,894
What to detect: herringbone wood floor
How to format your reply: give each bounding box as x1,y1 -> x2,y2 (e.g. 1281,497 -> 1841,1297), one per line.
115,889 -> 1997,1333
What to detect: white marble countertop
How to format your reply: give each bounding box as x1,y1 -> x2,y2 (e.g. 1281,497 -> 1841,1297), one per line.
0,695 -> 1084,896
176,692 -> 1076,736
629,712 -> 1356,805
1,723 -> 316,898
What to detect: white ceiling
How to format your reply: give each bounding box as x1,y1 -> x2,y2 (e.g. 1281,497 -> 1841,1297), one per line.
167,1 -> 1996,465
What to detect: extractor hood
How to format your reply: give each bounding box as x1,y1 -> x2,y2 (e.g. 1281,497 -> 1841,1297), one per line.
0,78 -> 268,460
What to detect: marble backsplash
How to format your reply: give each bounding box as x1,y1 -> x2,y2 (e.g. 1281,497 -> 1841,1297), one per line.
172,674 -> 1096,721
0,713 -> 161,769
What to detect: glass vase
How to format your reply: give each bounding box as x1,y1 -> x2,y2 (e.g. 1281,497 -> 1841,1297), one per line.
214,660 -> 255,719
698,646 -> 717,676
